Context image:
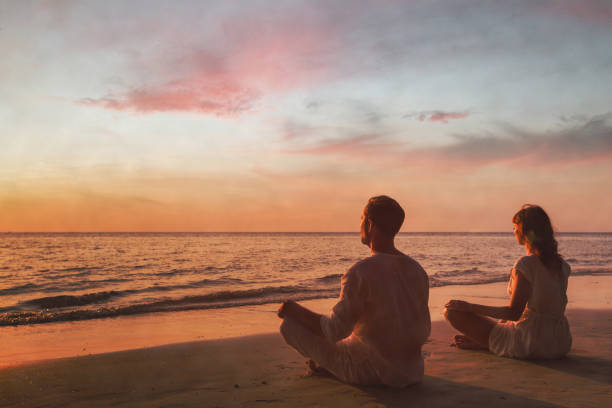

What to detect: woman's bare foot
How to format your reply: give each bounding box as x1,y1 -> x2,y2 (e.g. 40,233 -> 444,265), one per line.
306,359 -> 334,377
452,334 -> 489,350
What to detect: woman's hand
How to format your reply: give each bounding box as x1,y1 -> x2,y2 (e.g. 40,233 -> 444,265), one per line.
444,299 -> 472,312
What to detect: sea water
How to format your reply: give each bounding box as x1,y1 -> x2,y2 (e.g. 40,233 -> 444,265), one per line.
0,232 -> 610,326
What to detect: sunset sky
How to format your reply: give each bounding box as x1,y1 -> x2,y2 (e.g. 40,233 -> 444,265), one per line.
1,0 -> 611,232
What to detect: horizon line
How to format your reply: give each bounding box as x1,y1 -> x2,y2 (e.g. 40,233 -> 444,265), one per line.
2,231 -> 610,234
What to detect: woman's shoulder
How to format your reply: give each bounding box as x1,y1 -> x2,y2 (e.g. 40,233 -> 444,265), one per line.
512,255 -> 540,281
514,254 -> 539,269
514,254 -> 570,280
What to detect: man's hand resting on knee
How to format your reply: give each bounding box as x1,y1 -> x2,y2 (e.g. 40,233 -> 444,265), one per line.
278,300 -> 324,337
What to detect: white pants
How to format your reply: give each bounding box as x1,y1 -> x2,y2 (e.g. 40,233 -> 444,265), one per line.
279,317 -> 381,385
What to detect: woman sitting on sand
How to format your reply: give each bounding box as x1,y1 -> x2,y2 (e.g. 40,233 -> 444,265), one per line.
444,204 -> 572,359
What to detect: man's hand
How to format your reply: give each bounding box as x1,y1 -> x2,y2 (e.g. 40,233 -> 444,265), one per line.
278,300 -> 297,319
444,299 -> 472,312
278,299 -> 325,337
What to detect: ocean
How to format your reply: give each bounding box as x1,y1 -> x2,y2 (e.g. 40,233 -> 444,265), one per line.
1,232 -> 610,326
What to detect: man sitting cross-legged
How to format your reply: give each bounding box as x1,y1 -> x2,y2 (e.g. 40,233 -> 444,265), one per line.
278,196 -> 431,387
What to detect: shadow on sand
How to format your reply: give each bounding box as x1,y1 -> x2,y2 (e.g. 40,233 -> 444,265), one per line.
540,308 -> 612,385
360,375 -> 565,408
531,354 -> 612,386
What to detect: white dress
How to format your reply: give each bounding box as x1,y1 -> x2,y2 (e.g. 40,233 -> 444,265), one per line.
280,253 -> 431,387
488,254 -> 572,359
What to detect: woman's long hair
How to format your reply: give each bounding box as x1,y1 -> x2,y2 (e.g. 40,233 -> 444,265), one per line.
513,204 -> 563,277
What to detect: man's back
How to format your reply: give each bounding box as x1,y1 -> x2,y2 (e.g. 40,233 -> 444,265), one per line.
321,253 -> 431,386
278,196 -> 430,387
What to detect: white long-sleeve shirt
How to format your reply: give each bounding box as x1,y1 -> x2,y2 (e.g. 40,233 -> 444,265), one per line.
320,253 -> 431,386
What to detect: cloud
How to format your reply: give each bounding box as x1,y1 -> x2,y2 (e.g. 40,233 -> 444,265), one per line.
287,113 -> 612,168
73,1 -> 610,118
540,113 -> 612,162
80,82 -> 259,116
540,0 -> 612,24
404,110 -> 471,124
78,6 -> 340,116
290,134 -> 398,156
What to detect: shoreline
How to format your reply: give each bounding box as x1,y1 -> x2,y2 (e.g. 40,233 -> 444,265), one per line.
2,270 -> 608,328
1,275 -> 609,369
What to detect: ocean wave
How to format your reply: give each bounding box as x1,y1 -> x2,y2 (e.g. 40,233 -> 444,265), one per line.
432,267 -> 486,278
0,283 -> 39,296
0,285 -> 339,326
12,277 -> 247,310
43,270 -> 92,280
35,278 -> 131,293
20,291 -> 125,309
57,266 -> 101,272
430,275 -> 509,288
3,268 -> 610,326
139,285 -> 319,308
153,269 -> 186,277
153,265 -> 225,277
145,277 -> 244,292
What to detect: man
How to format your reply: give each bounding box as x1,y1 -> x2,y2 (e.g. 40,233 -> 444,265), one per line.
278,196 -> 431,387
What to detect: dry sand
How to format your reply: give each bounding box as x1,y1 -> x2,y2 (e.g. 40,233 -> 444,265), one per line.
1,275 -> 611,407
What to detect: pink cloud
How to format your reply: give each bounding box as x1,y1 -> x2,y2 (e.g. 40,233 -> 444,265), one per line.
80,9 -> 338,116
80,83 -> 259,116
425,111 -> 470,123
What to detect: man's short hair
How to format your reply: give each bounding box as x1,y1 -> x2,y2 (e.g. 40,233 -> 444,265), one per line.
364,195 -> 405,237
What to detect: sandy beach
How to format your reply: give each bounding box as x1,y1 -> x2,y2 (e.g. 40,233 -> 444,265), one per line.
1,275 -> 611,407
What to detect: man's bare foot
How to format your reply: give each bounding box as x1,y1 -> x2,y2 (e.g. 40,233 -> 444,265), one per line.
306,359 -> 334,378
452,334 -> 488,350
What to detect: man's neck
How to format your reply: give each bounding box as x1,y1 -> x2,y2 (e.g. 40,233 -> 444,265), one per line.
370,240 -> 402,256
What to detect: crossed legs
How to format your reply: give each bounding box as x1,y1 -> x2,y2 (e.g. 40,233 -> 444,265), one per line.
279,317 -> 380,384
443,308 -> 497,350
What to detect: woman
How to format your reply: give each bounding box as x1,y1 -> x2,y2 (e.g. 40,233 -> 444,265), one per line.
444,204 -> 572,359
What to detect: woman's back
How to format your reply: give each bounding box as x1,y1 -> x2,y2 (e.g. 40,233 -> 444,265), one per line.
495,254 -> 572,358
515,254 -> 570,318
